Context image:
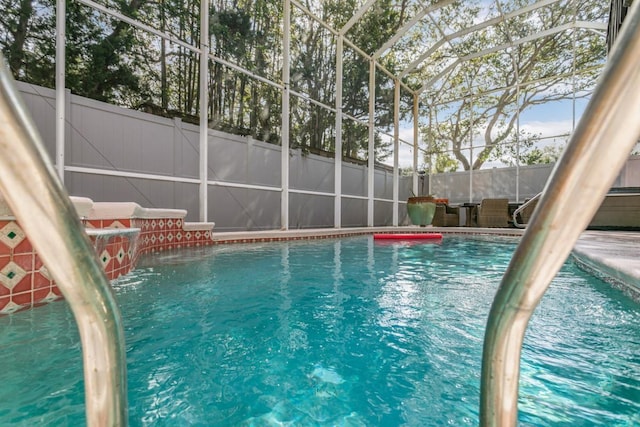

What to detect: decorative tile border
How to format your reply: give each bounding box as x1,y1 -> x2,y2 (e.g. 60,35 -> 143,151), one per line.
210,231 -> 374,245
208,227 -> 524,245
0,215 -> 216,315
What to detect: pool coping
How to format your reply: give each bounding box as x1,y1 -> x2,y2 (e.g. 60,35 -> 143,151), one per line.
571,230 -> 640,299
209,226 -> 525,243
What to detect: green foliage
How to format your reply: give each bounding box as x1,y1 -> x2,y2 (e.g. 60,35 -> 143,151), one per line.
0,0 -> 56,85
433,154 -> 459,173
519,143 -> 565,165
0,0 -> 607,169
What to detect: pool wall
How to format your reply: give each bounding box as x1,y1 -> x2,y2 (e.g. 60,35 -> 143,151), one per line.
0,197 -> 215,315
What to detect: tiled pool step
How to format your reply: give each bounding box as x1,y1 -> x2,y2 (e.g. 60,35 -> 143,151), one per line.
0,197 -> 216,314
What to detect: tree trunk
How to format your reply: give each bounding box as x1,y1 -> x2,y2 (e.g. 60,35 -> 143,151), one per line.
7,0 -> 33,76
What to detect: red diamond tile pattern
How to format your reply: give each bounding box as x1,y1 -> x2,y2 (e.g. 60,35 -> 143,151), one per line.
0,216 -> 217,315
0,220 -> 55,315
134,218 -> 214,255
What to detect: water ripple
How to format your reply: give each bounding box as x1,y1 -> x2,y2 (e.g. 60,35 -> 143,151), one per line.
0,237 -> 637,426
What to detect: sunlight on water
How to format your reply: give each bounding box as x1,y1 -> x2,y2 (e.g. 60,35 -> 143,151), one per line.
0,236 -> 638,426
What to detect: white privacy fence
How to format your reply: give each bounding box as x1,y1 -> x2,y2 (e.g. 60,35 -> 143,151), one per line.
430,156 -> 640,204
18,82 -> 639,231
18,82 -> 413,231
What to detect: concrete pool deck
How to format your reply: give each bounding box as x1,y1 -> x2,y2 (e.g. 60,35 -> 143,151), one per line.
210,226 -> 640,297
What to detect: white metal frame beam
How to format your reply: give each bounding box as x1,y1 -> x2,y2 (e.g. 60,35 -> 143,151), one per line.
400,0 -> 564,78
55,0 -> 65,182
373,0 -> 456,60
429,63 -> 604,107
198,0 -> 209,222
282,0 -> 291,230
417,21 -> 607,94
367,59 -> 375,227
340,0 -> 377,35
392,79 -> 400,225
334,36 -> 344,228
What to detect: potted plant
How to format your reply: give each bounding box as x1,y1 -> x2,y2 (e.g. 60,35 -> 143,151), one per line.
407,171 -> 436,226
407,194 -> 437,227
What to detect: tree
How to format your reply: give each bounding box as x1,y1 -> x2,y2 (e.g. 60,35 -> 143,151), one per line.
419,0 -> 607,172
0,0 -> 606,170
0,0 -> 56,86
338,0 -> 415,162
520,144 -> 564,165
74,0 -> 147,103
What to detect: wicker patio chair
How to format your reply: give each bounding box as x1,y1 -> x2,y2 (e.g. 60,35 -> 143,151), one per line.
477,198 -> 510,228
588,193 -> 640,230
432,203 -> 460,227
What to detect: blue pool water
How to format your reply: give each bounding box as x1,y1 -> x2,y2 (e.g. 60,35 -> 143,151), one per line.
1,236 -> 639,426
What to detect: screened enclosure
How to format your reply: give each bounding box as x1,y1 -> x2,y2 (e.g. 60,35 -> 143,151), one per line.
2,0 -> 636,229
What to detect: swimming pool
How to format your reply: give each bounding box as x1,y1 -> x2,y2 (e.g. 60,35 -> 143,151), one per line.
1,236 -> 638,426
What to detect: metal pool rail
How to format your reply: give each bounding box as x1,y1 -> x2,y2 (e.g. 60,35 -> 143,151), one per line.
0,56 -> 128,425
511,192 -> 541,229
480,1 -> 640,426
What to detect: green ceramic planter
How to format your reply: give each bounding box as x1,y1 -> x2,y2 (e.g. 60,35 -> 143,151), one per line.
407,196 -> 436,227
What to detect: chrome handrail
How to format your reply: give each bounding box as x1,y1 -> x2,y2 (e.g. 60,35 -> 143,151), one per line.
511,192 -> 542,229
480,1 -> 640,426
0,56 -> 128,425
